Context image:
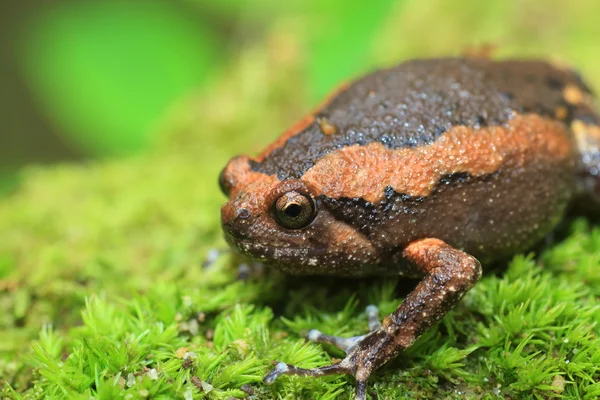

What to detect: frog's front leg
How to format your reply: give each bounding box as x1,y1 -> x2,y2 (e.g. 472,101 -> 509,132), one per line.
263,238 -> 482,400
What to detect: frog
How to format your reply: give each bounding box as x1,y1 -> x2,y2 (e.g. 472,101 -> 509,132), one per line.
219,57 -> 600,400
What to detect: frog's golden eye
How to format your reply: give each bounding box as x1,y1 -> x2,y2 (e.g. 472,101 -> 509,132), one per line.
272,191 -> 317,229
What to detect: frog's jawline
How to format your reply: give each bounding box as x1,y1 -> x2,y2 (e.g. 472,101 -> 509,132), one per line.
227,237 -> 329,263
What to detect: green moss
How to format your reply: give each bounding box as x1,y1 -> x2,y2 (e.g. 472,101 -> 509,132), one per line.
2,1 -> 600,399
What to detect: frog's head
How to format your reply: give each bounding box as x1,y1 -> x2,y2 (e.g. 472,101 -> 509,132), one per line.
219,155 -> 376,275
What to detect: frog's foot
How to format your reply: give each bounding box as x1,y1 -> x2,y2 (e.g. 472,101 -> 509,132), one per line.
264,306 -> 383,400
304,305 -> 381,353
264,239 -> 482,400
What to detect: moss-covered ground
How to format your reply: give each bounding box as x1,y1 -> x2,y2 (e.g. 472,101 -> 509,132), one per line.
2,1 -> 600,399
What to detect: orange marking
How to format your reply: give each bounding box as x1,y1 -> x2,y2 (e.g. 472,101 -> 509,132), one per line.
318,117 -> 337,135
255,115 -> 315,162
255,82 -> 350,162
220,156 -> 279,223
302,114 -> 575,203
320,81 -> 351,107
563,84 -> 584,105
402,238 -> 458,276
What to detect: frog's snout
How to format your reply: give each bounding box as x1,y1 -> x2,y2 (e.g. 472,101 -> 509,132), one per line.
221,202 -> 251,240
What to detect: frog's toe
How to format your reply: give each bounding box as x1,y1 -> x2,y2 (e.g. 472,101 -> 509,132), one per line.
304,305 -> 382,353
263,305 -> 386,399
263,361 -> 349,384
306,329 -> 365,352
263,356 -> 371,400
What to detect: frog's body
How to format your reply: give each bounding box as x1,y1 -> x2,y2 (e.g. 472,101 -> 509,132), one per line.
219,58 -> 600,399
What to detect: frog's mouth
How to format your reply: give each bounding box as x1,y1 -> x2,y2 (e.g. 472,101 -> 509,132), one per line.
227,236 -> 387,277
228,238 -> 326,259
224,231 -> 388,277
224,234 -> 328,265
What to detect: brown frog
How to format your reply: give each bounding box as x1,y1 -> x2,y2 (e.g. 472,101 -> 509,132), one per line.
219,58 -> 600,399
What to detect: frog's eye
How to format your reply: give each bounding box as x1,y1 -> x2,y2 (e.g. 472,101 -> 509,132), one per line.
272,191 -> 317,229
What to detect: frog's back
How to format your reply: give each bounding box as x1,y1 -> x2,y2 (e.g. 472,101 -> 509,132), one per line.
249,58 -> 600,266
251,58 -> 597,181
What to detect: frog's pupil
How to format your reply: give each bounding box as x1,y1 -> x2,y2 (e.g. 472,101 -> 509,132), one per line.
284,203 -> 302,218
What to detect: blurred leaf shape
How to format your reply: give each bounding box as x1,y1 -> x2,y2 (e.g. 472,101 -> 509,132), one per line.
17,1 -> 222,156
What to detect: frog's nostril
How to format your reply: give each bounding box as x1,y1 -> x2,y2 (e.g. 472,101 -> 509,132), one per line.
221,206 -> 252,240
237,208 -> 250,220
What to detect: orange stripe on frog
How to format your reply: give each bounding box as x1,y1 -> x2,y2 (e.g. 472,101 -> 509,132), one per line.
254,82 -> 350,162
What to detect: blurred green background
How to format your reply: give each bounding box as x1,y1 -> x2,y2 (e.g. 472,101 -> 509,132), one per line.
2,0 -> 599,197
2,1 -> 600,398
0,0 -> 398,193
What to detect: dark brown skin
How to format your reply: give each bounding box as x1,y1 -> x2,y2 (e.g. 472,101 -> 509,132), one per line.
219,58 -> 600,399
